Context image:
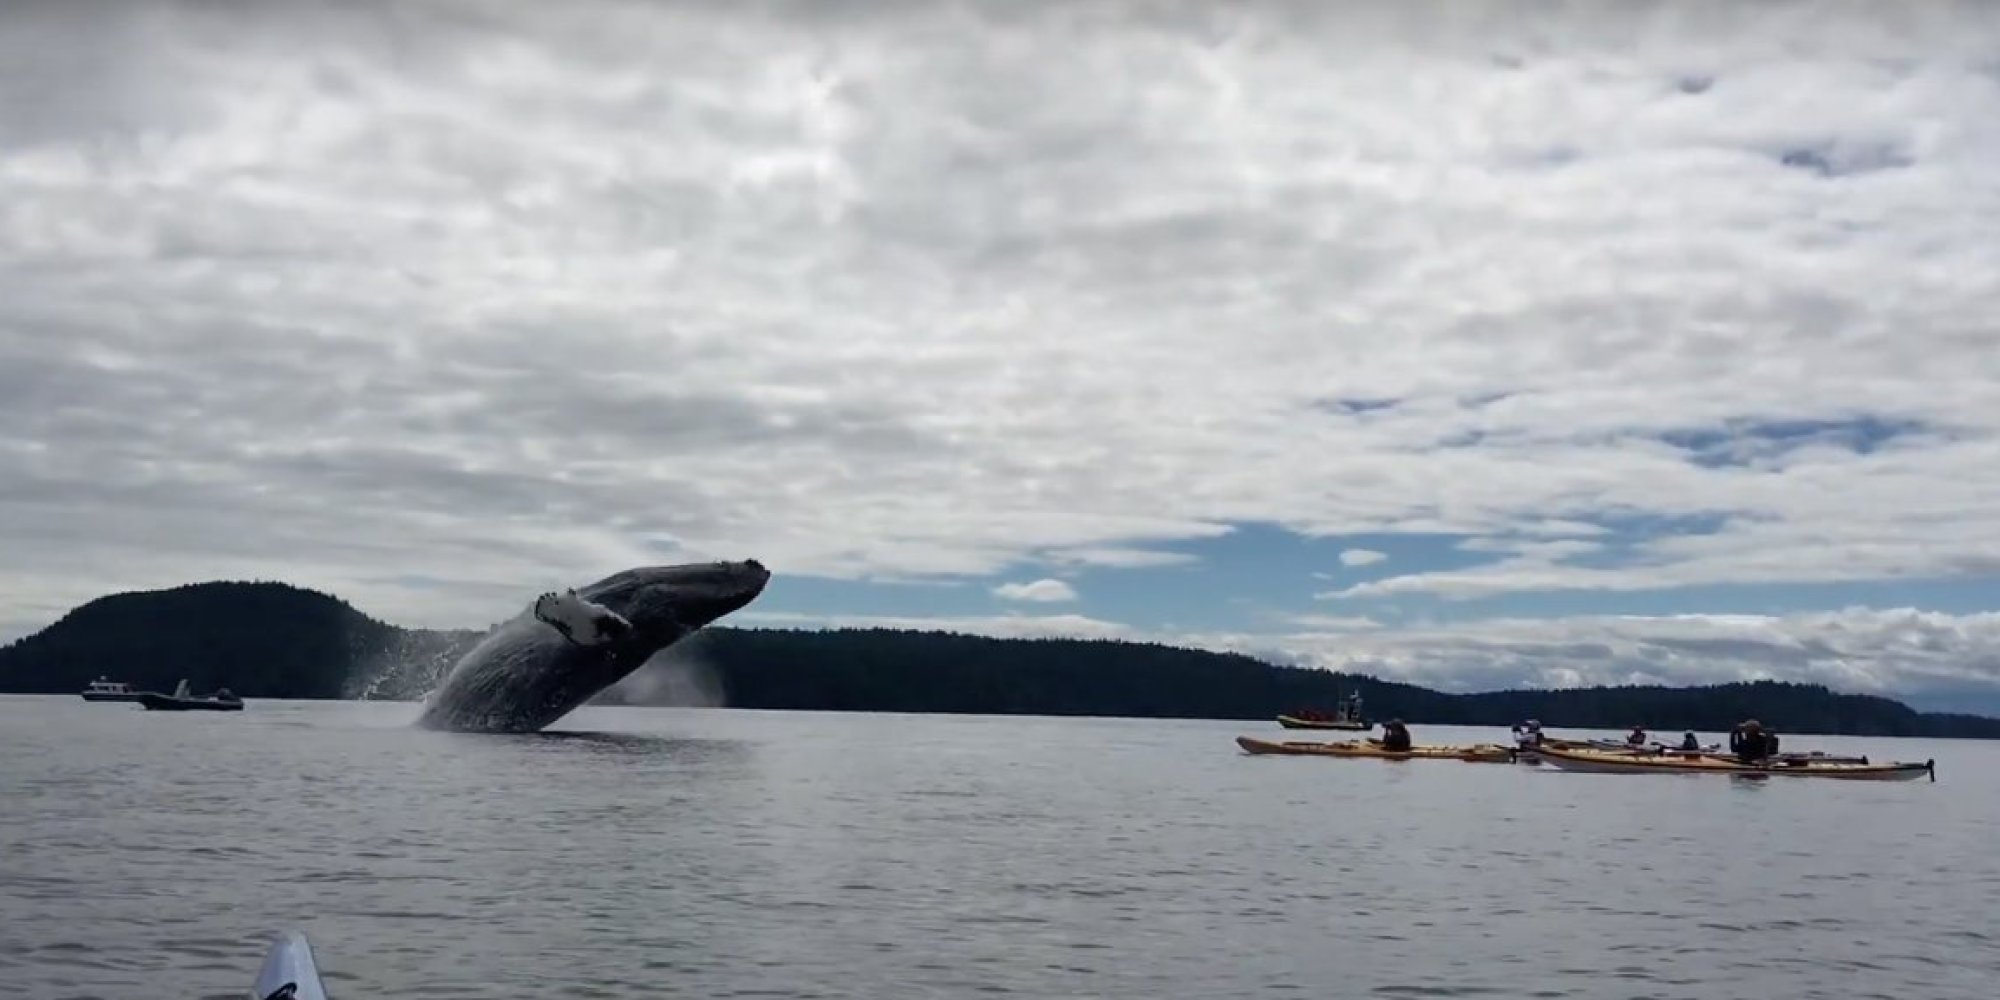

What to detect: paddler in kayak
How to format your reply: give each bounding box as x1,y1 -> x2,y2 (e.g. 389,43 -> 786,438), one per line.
1380,718 -> 1413,752
1679,731 -> 1701,751
1729,720 -> 1774,762
1625,725 -> 1647,746
1511,719 -> 1544,748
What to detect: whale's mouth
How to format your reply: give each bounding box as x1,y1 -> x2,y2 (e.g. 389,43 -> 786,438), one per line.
579,559 -> 772,640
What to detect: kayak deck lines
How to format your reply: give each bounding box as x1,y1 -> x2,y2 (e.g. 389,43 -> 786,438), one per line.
1530,745 -> 1936,781
1235,735 -> 1515,763
1235,733 -> 1937,781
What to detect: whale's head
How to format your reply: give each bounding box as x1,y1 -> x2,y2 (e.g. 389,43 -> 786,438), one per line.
576,558 -> 772,648
412,558 -> 773,734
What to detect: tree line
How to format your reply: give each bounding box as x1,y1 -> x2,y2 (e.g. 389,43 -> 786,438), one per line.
4,580 -> 1995,738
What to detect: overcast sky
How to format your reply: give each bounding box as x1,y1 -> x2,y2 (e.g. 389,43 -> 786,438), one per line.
4,0 -> 1999,710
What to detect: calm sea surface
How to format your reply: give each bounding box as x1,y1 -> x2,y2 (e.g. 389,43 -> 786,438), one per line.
1,695 -> 1995,999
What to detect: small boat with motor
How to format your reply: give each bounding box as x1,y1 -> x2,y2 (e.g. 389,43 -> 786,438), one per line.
1532,744 -> 1934,781
1276,689 -> 1372,730
1275,713 -> 1371,731
137,678 -> 244,712
1237,735 -> 1515,763
79,677 -> 143,702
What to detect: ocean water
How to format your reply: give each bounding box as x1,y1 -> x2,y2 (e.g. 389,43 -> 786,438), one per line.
1,695 -> 1994,1000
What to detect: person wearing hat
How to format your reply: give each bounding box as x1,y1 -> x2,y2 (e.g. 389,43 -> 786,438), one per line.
1380,718 -> 1413,752
1730,720 -> 1773,762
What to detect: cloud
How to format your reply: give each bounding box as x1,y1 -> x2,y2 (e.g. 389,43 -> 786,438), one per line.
2,1 -> 1999,666
1339,549 -> 1388,567
992,578 -> 1079,603
1039,547 -> 1198,569
737,609 -> 1132,642
1179,606 -> 2000,711
1275,614 -> 1387,631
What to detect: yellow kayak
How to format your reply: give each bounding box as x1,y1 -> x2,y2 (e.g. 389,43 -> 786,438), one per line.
1533,745 -> 1935,781
1235,736 -> 1515,763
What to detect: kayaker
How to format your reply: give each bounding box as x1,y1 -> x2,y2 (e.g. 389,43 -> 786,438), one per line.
1679,731 -> 1700,751
1511,720 -> 1543,748
1625,726 -> 1647,746
1730,720 -> 1773,761
1381,718 -> 1412,752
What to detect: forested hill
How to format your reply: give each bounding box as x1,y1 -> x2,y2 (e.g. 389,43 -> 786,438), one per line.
0,581 -> 477,700
3,581 -> 1998,738
665,628 -> 2000,737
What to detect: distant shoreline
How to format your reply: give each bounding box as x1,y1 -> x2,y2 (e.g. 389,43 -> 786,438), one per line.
5,580 -> 1997,740
10,691 -> 1995,743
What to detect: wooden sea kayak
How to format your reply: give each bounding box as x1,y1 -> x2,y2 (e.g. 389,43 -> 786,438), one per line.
1521,740 -> 1872,765
1236,736 -> 1515,763
1533,745 -> 1935,781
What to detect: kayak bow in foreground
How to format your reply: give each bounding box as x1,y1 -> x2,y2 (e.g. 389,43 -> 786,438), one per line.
253,929 -> 330,1000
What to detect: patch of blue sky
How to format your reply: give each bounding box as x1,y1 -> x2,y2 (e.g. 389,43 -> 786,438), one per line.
753,500 -> 2000,634
1408,575 -> 2000,621
1045,522 -> 1491,630
1652,414 -> 1931,468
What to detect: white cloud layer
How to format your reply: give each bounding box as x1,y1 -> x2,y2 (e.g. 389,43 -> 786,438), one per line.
4,1 -> 2000,701
992,578 -> 1079,603
740,609 -> 1131,643
1244,608 -> 2000,705
1339,549 -> 1389,567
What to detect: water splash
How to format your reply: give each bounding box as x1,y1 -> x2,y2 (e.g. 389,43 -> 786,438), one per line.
598,646 -> 728,708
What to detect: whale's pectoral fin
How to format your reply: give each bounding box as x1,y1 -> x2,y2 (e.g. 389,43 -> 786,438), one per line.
532,590 -> 634,647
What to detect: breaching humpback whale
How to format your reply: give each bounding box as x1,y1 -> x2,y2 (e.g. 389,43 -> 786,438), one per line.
413,559 -> 771,733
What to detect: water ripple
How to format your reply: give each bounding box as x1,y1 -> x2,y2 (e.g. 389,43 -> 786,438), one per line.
3,701 -> 1996,999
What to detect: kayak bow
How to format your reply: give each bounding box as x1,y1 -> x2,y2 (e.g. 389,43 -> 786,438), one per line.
252,929 -> 330,1000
